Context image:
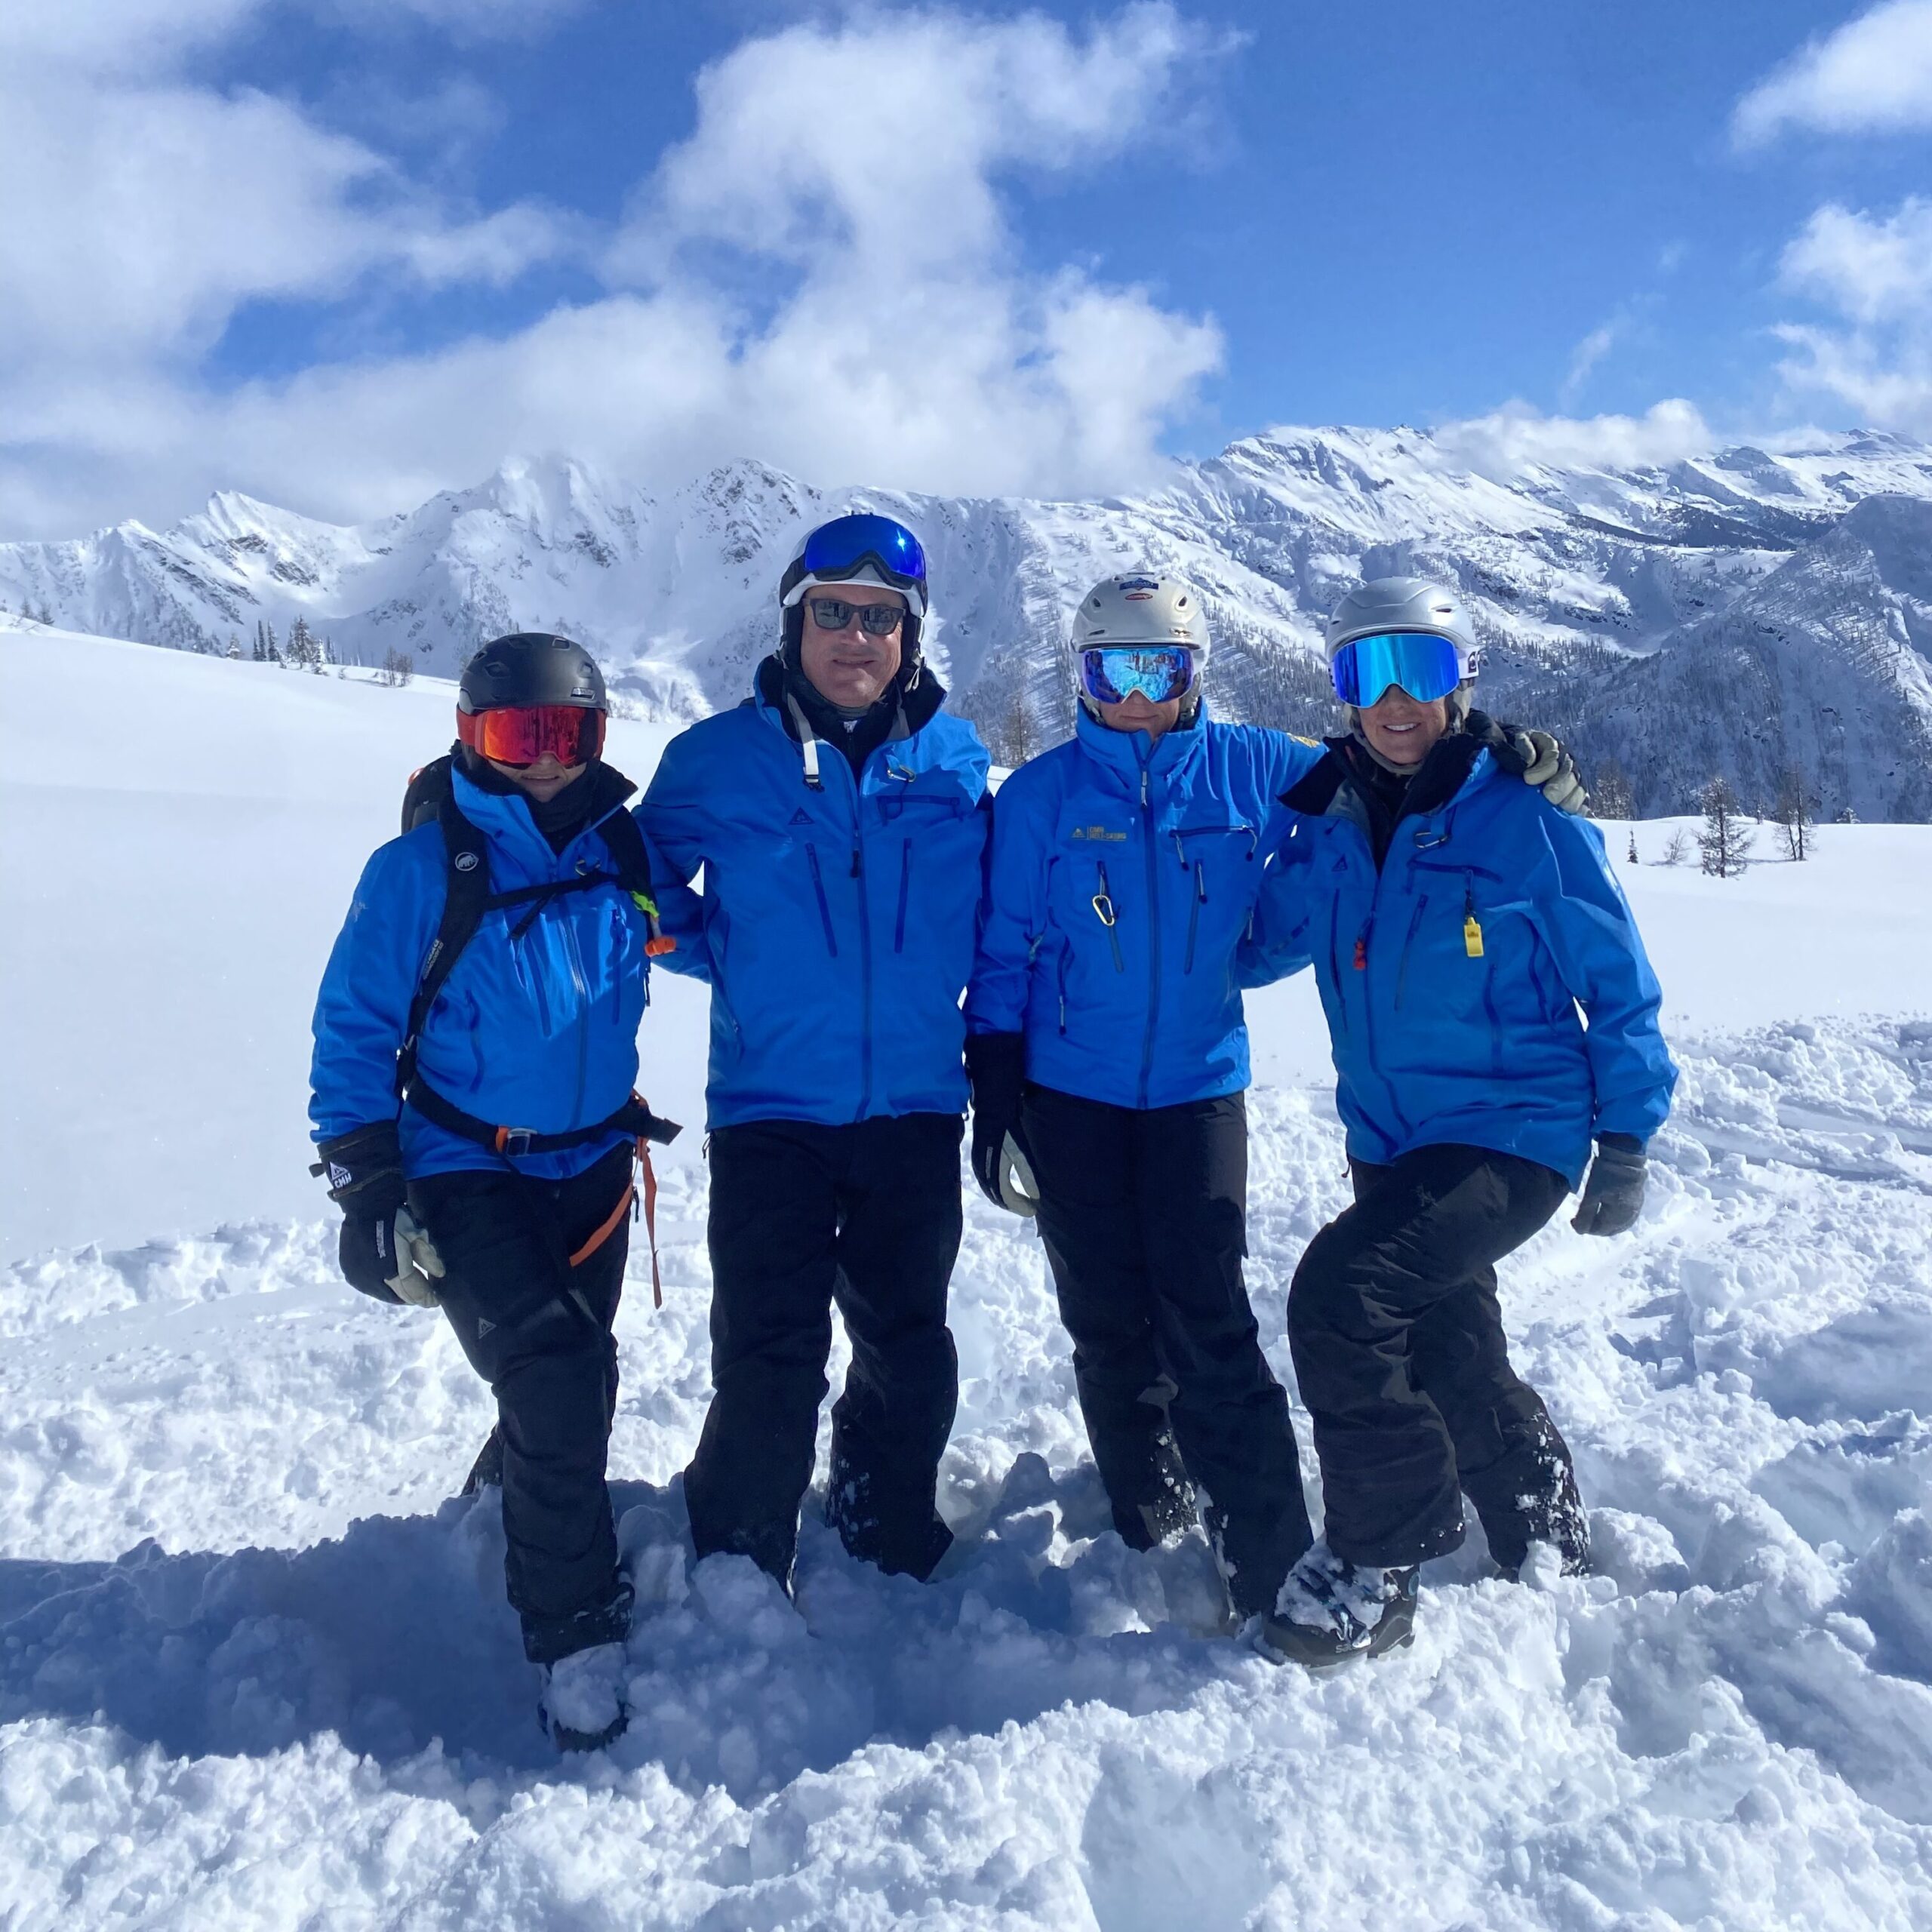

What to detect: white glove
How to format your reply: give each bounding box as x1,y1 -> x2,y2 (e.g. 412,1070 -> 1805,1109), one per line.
992,1132 -> 1041,1217
386,1207 -> 446,1306
1510,729 -> 1588,815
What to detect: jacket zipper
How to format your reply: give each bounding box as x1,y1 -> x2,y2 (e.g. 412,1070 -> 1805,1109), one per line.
1393,895 -> 1429,1008
1094,861 -> 1125,971
1137,763 -> 1161,1109
1327,897 -> 1349,1038
558,908 -> 592,1128
805,844 -> 838,955
893,838 -> 912,952
853,832 -> 873,1118
1183,860 -> 1205,974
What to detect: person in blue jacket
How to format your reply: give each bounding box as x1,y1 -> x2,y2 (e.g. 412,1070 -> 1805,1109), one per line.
964,573 -> 1588,1626
640,513 -> 989,1591
310,632 -> 693,1752
1240,578 -> 1677,1667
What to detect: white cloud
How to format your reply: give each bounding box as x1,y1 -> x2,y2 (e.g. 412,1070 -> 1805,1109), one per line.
1433,400 -> 1715,479
1560,321 -> 1620,408
0,3 -> 1229,536
1734,0 -> 1932,145
1773,198 -> 1932,434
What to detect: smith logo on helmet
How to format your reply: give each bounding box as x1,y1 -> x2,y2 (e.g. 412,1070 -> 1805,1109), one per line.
1117,576 -> 1159,592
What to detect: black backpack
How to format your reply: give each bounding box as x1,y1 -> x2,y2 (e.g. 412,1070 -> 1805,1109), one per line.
393,755 -> 678,1156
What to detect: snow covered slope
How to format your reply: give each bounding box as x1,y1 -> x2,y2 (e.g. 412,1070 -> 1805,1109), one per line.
8,425 -> 1932,817
5,627 -> 1932,1927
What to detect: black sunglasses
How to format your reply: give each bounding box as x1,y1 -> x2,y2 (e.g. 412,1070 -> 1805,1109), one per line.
808,597 -> 905,636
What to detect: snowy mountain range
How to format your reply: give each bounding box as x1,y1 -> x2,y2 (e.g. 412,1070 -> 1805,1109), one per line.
8,426 -> 1932,818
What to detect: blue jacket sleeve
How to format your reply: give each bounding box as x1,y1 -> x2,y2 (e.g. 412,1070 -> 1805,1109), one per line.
634,730 -> 716,984
1257,731 -> 1327,804
1528,812 -> 1677,1142
964,769 -> 1053,1037
309,838 -> 442,1145
1234,825 -> 1318,991
631,806 -> 711,983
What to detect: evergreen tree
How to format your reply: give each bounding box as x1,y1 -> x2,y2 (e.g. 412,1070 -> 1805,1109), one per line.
1591,757 -> 1637,823
1626,829 -> 1639,865
1697,776 -> 1754,878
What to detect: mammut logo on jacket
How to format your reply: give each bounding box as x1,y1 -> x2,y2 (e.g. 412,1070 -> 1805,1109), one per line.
1071,825 -> 1128,841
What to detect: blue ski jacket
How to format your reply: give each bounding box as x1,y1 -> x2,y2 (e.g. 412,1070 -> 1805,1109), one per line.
311,766 -> 685,1181
1239,743 -> 1675,1186
966,706 -> 1325,1109
639,670 -> 992,1129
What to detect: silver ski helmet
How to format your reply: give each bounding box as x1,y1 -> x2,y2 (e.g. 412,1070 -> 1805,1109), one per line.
1324,577 -> 1479,715
777,512 -> 928,678
1324,577 -> 1478,675
1071,571 -> 1211,717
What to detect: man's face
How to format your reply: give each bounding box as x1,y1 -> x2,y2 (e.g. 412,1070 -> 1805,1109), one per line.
488,752 -> 587,802
1097,690 -> 1182,740
798,584 -> 906,709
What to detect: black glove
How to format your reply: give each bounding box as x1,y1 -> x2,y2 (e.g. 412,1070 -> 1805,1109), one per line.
1469,712 -> 1588,815
1572,1133 -> 1647,1236
964,1032 -> 1040,1217
313,1121 -> 445,1304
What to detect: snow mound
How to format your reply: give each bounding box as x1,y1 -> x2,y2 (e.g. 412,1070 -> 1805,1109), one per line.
4,1026 -> 1932,1925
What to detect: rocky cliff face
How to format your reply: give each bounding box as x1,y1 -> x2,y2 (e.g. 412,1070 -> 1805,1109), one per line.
8,427 -> 1932,817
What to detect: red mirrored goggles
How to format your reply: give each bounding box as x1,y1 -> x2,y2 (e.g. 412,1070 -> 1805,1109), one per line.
457,703 -> 606,768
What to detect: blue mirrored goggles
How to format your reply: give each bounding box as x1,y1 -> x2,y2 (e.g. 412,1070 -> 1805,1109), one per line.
789,513 -> 928,613
1080,645 -> 1197,707
1330,631 -> 1465,708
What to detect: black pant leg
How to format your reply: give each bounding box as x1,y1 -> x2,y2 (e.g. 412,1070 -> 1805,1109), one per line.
685,1121 -> 841,1586
1024,1084 -> 1186,1550
822,1113 -> 964,1580
1290,1144 -> 1567,1568
1135,1094 -> 1312,1617
1352,1158 -> 1581,1570
411,1145 -> 634,1662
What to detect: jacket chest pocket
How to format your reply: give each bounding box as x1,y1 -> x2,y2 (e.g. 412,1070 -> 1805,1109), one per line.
1048,806 -> 1135,955
1168,820 -> 1258,975
875,773 -> 980,956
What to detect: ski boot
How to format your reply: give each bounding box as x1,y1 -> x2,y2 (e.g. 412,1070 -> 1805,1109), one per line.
1259,1542 -> 1419,1667
537,1641 -> 629,1753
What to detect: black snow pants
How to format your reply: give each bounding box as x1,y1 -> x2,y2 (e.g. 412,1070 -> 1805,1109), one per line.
1022,1084 -> 1313,1620
683,1112 -> 963,1589
1287,1143 -> 1581,1571
409,1143 -> 635,1663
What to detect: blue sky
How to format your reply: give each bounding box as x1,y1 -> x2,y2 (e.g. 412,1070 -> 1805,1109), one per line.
5,0 -> 1932,534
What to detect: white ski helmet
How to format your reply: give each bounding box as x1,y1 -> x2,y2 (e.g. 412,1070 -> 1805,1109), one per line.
1073,571 -> 1211,661
1324,576 -> 1479,681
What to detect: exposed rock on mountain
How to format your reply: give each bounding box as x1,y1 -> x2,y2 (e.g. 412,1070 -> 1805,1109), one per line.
7,429 -> 1932,817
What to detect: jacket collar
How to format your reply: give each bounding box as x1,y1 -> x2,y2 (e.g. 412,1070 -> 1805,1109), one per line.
449,762 -> 632,872
1073,701 -> 1207,795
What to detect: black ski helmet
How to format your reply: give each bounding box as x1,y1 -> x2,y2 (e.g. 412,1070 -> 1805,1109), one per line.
458,632 -> 607,716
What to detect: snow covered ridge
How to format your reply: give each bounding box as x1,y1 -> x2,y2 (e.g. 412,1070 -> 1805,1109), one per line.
4,1025 -> 1932,1926
6,425 -> 1932,817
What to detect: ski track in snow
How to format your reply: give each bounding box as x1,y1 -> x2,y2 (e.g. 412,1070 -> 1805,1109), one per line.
5,1023 -> 1932,1927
